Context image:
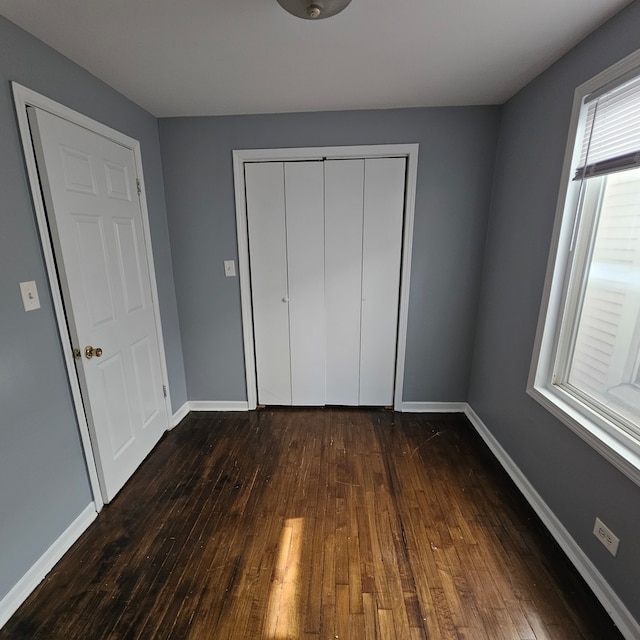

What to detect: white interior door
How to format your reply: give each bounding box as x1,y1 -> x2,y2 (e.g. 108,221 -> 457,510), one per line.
28,107 -> 169,502
245,162 -> 292,405
325,159 -> 364,405
359,157 -> 406,405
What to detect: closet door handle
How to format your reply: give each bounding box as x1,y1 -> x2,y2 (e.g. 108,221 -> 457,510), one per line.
282,297 -> 289,303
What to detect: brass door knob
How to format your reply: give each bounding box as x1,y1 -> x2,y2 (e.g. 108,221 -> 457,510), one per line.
84,345 -> 103,359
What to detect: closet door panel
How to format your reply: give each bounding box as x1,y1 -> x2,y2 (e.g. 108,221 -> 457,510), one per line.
285,162 -> 326,405
359,157 -> 406,405
245,162 -> 292,405
324,159 -> 364,405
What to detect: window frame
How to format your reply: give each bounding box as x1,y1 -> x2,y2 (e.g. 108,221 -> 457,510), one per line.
528,48 -> 640,488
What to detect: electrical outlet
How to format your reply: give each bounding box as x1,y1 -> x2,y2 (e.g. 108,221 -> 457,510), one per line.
593,517 -> 619,556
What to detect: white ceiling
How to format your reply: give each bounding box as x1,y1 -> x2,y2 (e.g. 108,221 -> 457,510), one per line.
0,0 -> 633,117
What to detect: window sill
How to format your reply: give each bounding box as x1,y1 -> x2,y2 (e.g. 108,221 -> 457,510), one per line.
527,384 -> 640,488
608,383 -> 640,414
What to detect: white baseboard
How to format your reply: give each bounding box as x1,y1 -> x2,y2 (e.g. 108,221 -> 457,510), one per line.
171,401 -> 190,428
464,404 -> 640,640
0,503 -> 97,629
399,401 -> 467,413
171,401 -> 250,423
189,400 -> 249,412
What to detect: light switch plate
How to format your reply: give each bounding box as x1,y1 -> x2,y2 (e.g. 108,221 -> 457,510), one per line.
20,280 -> 41,311
224,260 -> 236,277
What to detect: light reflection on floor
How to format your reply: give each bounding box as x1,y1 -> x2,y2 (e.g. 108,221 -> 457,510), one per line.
264,517 -> 304,639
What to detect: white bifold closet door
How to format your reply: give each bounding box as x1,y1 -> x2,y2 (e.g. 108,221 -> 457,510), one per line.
359,158 -> 405,404
245,161 -> 325,405
285,162 -> 326,405
325,157 -> 405,405
245,156 -> 405,407
324,159 -> 364,405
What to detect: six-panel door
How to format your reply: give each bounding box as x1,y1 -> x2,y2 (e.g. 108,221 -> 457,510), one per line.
28,107 -> 169,502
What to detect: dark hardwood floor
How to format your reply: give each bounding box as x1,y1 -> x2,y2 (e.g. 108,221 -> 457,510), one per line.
1,410 -> 624,639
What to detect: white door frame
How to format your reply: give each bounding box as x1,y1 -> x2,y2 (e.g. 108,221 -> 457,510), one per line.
12,83 -> 173,511
232,144 -> 419,411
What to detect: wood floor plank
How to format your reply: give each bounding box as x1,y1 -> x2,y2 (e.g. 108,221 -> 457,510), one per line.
362,591 -> 378,640
377,608 -> 398,640
0,409 -> 624,640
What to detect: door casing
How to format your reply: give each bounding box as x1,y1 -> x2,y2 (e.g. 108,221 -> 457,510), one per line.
12,83 -> 172,511
232,144 -> 419,411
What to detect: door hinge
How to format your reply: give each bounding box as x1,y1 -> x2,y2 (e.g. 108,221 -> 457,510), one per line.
162,384 -> 167,398
136,179 -> 142,196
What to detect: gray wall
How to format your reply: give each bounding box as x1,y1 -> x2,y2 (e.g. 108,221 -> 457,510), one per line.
468,0 -> 640,624
159,108 -> 500,403
0,16 -> 186,602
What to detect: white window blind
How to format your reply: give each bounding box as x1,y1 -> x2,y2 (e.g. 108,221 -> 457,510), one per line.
575,73 -> 640,179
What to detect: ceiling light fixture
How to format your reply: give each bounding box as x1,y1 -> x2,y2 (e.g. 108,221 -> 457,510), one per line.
276,0 -> 353,20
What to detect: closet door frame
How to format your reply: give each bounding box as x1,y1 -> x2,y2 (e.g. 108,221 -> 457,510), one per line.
233,144 -> 419,411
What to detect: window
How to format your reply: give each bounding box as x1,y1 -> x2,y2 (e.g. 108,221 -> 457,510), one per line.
529,51 -> 640,485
